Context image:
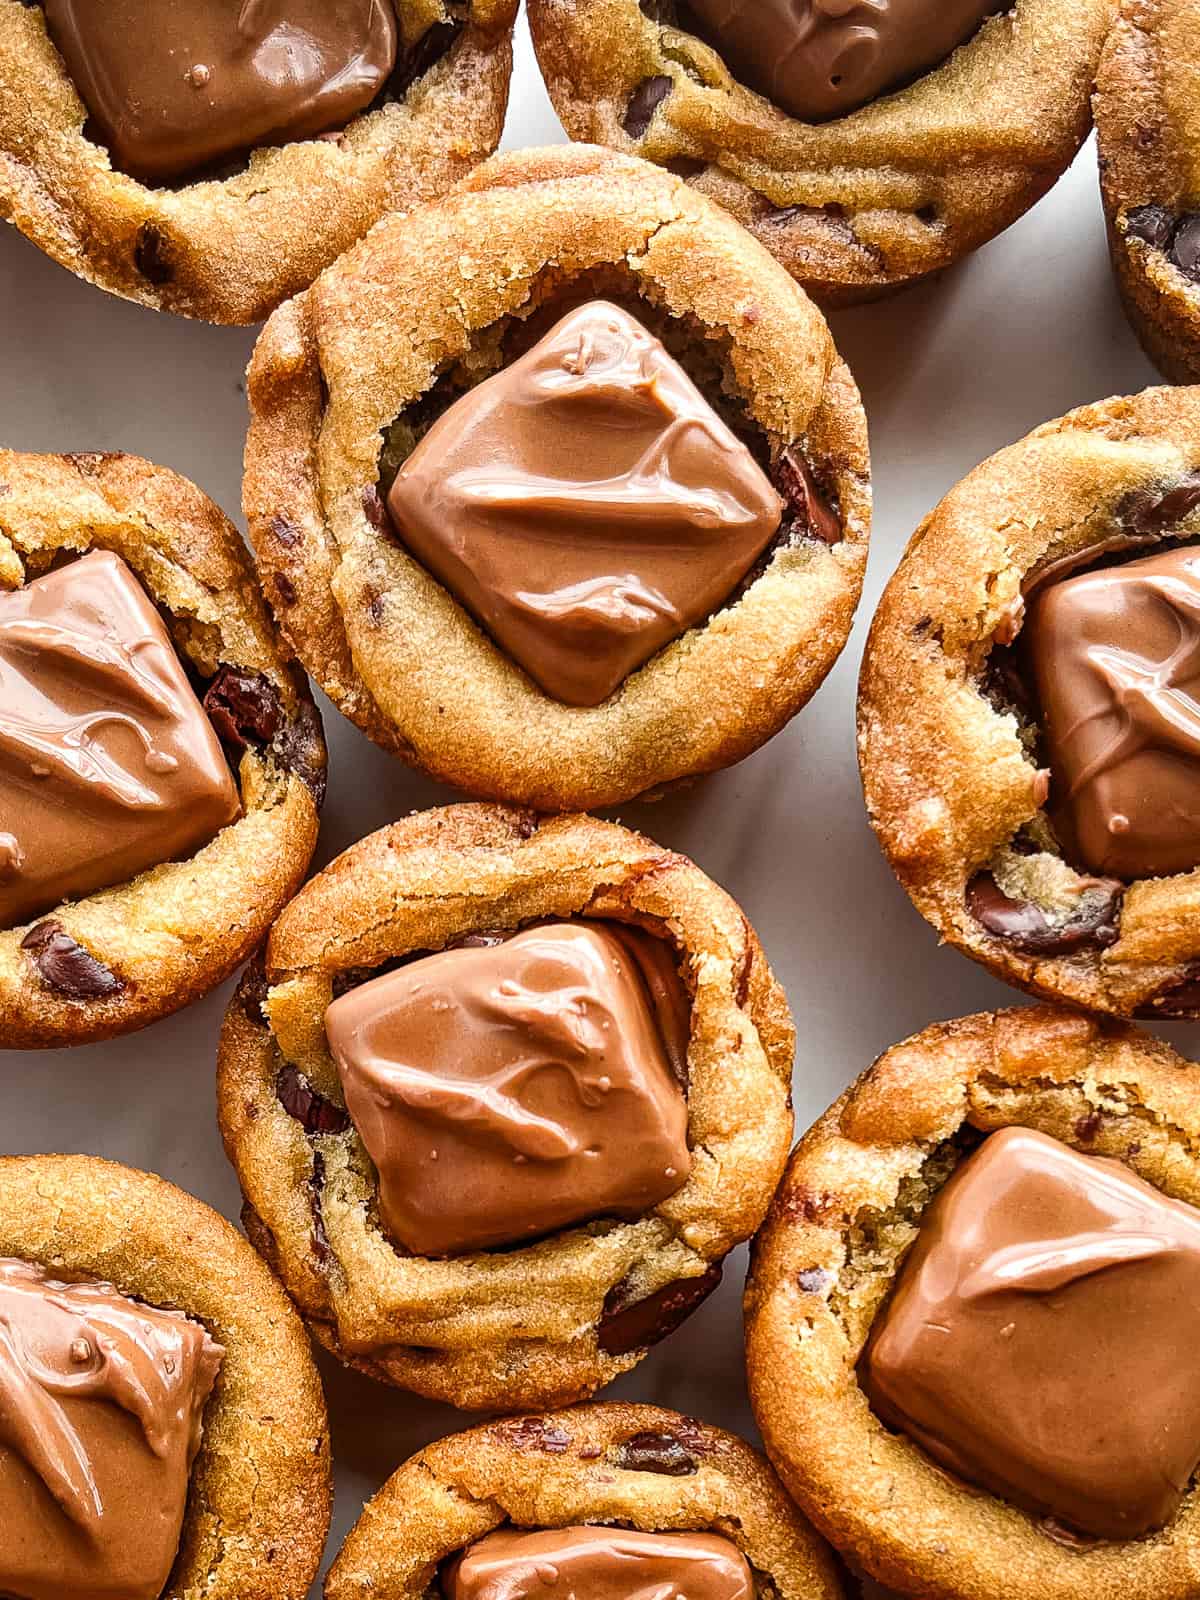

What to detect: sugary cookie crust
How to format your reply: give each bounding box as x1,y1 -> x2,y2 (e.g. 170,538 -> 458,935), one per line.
746,1005 -> 1200,1600
527,0 -> 1112,306
217,804 -> 794,1412
0,1154 -> 331,1600
0,449 -> 325,1048
325,1402 -> 844,1600
244,143 -> 870,812
0,0 -> 516,324
1097,0 -> 1200,381
858,386 -> 1200,1017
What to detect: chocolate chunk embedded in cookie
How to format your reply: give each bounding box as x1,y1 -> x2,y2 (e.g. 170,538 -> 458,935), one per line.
0,449 -> 325,1048
217,804 -> 793,1411
858,385 -> 1200,1016
747,1006 -> 1200,1600
528,0 -> 1111,305
245,144 -> 869,810
325,1403 -> 843,1600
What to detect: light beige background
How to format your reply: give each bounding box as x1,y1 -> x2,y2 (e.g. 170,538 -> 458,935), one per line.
1,16 -> 1192,1597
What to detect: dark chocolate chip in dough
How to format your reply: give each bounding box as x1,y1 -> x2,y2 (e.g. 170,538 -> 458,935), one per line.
966,871 -> 1122,955
598,1261 -> 723,1355
1136,968 -> 1200,1018
21,921 -> 125,999
496,1417 -> 573,1452
623,76 -> 673,138
1126,204 -> 1175,250
613,1430 -> 698,1475
204,668 -> 283,748
1120,471 -> 1200,534
1172,216 -> 1200,282
775,447 -> 842,545
134,222 -> 173,284
277,1064 -> 350,1136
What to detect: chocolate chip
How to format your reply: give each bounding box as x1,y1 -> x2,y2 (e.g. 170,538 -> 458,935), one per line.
1126,204 -> 1175,251
966,871 -> 1123,955
310,1150 -> 332,1264
275,693 -> 327,808
269,515 -> 300,548
238,952 -> 270,1024
277,1064 -> 350,1136
775,447 -> 842,545
134,223 -> 173,285
623,75 -> 673,138
362,484 -> 389,532
613,1430 -> 698,1475
203,667 -> 283,749
1173,216 -> 1200,282
390,17 -> 463,95
1074,1111 -> 1104,1144
274,573 -> 297,606
797,1266 -> 831,1294
1120,471 -> 1200,535
1137,969 -> 1200,1019
496,1417 -> 572,1452
598,1261 -> 722,1355
21,921 -> 124,1000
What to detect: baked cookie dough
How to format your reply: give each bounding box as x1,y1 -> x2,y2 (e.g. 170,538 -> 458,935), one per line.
746,1005 -> 1200,1600
0,448 -> 325,1049
1097,0 -> 1200,382
217,803 -> 794,1411
245,143 -> 870,812
527,0 -> 1112,306
325,1402 -> 844,1600
858,385 -> 1200,1017
0,1153 -> 330,1600
0,0 -> 516,323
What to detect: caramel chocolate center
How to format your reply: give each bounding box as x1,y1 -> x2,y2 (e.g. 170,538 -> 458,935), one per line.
686,0 -> 1005,122
0,1258 -> 223,1600
0,550 -> 241,931
1025,544 -> 1200,880
42,0 -> 398,182
861,1127 -> 1200,1540
445,1527 -> 754,1600
324,922 -> 692,1257
385,299 -> 783,707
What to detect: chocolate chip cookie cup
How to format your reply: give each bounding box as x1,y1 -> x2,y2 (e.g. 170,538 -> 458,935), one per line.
527,0 -> 1111,307
1097,0 -> 1200,382
0,1153 -> 330,1600
217,803 -> 793,1411
746,1005 -> 1200,1600
0,449 -> 325,1048
0,1 -> 516,324
325,1402 -> 843,1600
856,386 -> 1200,1017
245,143 -> 869,812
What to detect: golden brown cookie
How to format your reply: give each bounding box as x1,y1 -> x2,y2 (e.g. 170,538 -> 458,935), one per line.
244,143 -> 870,812
1097,0 -> 1200,382
0,448 -> 325,1048
856,385 -> 1200,1017
325,1402 -> 844,1600
0,1152 -> 331,1599
217,803 -> 794,1412
745,1005 -> 1200,1600
0,0 -> 516,324
527,0 -> 1112,306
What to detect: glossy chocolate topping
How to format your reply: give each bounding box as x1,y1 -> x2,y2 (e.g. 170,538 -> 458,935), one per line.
1025,545 -> 1200,880
385,300 -> 783,707
861,1127 -> 1200,1540
0,1258 -> 223,1600
686,0 -> 1005,122
325,922 -> 692,1257
446,1527 -> 755,1600
0,550 -> 241,931
42,0 -> 398,183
